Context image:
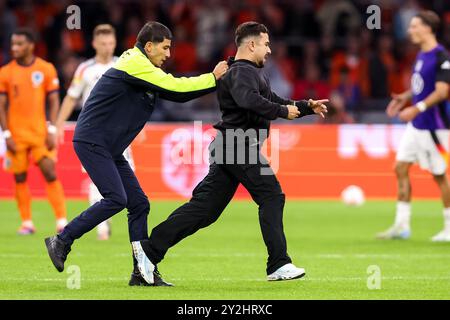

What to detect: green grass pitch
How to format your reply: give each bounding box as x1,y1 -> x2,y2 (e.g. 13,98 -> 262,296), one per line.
0,199 -> 449,299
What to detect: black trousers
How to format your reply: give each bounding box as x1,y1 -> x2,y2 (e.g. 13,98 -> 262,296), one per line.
59,142 -> 149,246
142,142 -> 292,275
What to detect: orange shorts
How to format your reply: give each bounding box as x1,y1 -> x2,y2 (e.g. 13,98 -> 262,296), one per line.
3,142 -> 57,173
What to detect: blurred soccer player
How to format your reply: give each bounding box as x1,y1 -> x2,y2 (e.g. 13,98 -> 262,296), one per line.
44,21 -> 228,286
0,28 -> 67,235
378,11 -> 450,241
56,24 -> 127,240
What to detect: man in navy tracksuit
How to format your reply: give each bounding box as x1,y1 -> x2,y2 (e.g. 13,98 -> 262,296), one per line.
44,22 -> 228,286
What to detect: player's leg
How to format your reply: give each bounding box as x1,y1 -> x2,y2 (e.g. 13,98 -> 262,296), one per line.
95,147 -> 134,241
14,172 -> 34,234
88,182 -> 111,240
4,147 -> 34,234
119,147 -> 167,286
396,161 -> 413,226
224,158 -> 304,280
112,155 -> 159,285
377,124 -> 416,239
431,174 -> 450,241
138,162 -> 239,275
377,161 -> 413,239
36,152 -> 67,233
83,164 -> 110,240
122,146 -> 135,170
429,129 -> 450,242
58,142 -> 129,245
113,155 -> 149,242
45,142 -> 130,273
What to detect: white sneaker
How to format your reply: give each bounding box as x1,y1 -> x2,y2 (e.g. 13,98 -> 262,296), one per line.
376,225 -> 411,240
131,241 -> 155,284
431,230 -> 450,242
267,263 -> 306,281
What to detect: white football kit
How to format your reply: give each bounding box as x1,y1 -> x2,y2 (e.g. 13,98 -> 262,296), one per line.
396,123 -> 449,175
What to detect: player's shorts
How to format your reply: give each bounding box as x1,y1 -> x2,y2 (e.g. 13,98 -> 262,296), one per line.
396,123 -> 450,175
3,142 -> 57,173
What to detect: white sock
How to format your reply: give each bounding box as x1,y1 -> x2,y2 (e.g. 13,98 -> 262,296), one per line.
57,218 -> 68,227
394,201 -> 411,229
97,220 -> 110,235
443,208 -> 450,231
22,220 -> 34,228
89,182 -> 103,205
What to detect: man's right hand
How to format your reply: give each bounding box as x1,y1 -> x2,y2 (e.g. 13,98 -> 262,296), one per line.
286,105 -> 300,120
212,61 -> 229,80
386,92 -> 410,118
5,137 -> 17,155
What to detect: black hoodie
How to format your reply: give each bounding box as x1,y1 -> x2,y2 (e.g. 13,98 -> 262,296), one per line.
213,57 -> 313,135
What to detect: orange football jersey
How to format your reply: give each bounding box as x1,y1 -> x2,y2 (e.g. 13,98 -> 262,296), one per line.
0,57 -> 59,145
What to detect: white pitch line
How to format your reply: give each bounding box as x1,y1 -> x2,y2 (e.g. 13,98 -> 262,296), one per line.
315,253 -> 450,259
3,253 -> 450,259
3,275 -> 450,283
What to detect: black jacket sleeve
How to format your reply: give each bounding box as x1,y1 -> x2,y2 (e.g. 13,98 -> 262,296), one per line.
229,67 -> 288,120
270,91 -> 293,106
270,91 -> 314,118
295,100 -> 315,117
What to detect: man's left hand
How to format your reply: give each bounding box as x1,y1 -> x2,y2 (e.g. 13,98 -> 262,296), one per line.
398,106 -> 420,122
309,99 -> 329,118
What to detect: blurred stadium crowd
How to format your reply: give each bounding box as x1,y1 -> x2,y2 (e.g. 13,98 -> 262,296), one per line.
0,0 -> 449,123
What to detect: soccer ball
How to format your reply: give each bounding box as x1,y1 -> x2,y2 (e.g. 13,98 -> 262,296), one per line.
341,185 -> 365,206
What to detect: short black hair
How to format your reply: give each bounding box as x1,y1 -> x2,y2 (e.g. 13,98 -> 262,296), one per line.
415,10 -> 440,35
136,21 -> 172,46
235,21 -> 268,47
12,27 -> 35,43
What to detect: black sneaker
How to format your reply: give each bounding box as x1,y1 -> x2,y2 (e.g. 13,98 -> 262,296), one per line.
45,236 -> 71,272
153,268 -> 174,287
128,271 -> 173,287
129,256 -> 173,287
129,271 -> 151,286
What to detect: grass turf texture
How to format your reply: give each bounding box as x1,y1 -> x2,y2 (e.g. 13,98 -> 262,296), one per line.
0,199 -> 449,300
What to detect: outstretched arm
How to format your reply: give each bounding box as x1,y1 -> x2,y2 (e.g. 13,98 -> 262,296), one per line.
229,68 -> 293,120
114,48 -> 228,102
271,91 -> 328,118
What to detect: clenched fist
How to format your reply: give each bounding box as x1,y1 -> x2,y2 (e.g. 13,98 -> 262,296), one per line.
286,105 -> 300,120
212,61 -> 229,80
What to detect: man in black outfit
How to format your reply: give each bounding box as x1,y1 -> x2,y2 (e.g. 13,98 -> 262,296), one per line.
132,22 -> 328,284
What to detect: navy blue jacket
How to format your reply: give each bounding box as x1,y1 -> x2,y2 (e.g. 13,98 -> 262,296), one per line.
73,44 -> 217,157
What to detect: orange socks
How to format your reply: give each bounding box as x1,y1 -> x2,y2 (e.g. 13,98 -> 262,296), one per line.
45,180 -> 67,220
15,182 -> 32,223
